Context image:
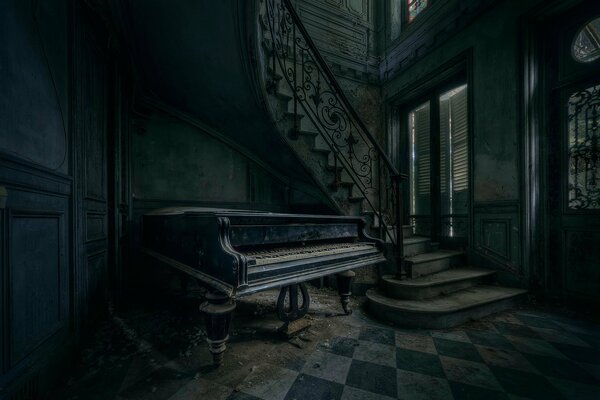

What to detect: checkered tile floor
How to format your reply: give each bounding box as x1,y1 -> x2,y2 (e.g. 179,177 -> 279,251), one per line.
58,298 -> 600,400
225,311 -> 600,400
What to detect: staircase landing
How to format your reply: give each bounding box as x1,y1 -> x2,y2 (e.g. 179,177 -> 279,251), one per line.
367,228 -> 527,329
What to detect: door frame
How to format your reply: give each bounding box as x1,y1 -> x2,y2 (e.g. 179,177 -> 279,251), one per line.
386,50 -> 474,249
521,0 -> 598,301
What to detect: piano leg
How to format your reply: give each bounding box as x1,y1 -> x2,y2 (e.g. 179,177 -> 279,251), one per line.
336,270 -> 356,315
199,292 -> 236,367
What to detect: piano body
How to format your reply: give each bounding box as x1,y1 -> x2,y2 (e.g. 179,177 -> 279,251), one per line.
142,207 -> 386,365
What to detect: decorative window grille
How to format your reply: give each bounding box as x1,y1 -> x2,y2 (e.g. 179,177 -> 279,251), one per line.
568,84 -> 600,210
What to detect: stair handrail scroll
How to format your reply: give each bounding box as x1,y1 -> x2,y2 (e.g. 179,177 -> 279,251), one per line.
263,0 -> 408,277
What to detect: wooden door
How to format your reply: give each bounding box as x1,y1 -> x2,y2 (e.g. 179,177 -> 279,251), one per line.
546,2 -> 600,302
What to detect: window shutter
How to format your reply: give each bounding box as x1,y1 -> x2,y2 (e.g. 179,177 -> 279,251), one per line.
450,88 -> 468,193
414,105 -> 431,196
409,102 -> 431,217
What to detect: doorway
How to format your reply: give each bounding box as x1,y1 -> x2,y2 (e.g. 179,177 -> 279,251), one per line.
403,81 -> 470,247
542,1 -> 600,302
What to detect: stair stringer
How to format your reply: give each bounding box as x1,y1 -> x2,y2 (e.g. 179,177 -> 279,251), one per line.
255,3 -> 378,229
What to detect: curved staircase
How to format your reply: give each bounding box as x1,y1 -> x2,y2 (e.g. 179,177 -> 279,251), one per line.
367,226 -> 527,329
259,0 -> 526,328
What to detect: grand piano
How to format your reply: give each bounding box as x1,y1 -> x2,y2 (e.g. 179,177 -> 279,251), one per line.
142,207 -> 386,365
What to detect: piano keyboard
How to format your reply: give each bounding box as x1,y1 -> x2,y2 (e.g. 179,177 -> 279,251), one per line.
242,242 -> 376,266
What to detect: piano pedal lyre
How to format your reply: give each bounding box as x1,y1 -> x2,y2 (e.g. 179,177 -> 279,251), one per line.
276,283 -> 311,336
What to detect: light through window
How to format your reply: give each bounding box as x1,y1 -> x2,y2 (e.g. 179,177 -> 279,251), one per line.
408,0 -> 429,23
572,17 -> 600,63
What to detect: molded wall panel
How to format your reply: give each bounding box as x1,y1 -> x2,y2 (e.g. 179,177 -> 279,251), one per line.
0,0 -> 69,173
293,0 -> 379,80
473,202 -> 522,284
565,230 -> 600,299
0,185 -> 70,391
85,251 -> 108,320
1,211 -> 4,373
9,212 -> 65,367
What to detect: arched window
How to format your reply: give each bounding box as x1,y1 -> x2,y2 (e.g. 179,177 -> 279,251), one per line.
572,16 -> 600,63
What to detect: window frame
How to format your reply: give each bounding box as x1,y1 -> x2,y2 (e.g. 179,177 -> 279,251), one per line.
399,75 -> 470,244
398,0 -> 434,33
405,0 -> 430,24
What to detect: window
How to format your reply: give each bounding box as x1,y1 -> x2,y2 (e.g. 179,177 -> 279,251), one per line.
568,84 -> 600,209
572,17 -> 600,63
409,102 -> 431,220
406,83 -> 469,240
407,0 -> 429,23
439,84 -> 468,237
390,0 -> 431,41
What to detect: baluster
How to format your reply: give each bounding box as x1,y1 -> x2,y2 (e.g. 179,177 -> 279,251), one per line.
377,157 -> 383,240
394,175 -> 405,279
272,0 -> 276,84
331,153 -> 340,189
292,20 -> 298,139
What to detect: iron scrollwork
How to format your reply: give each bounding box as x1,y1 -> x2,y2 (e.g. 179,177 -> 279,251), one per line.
264,0 -> 409,277
568,84 -> 600,210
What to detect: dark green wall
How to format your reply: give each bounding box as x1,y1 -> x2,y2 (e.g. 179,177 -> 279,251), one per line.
382,0 -> 544,285
131,109 -> 333,214
132,112 -> 289,209
293,0 -> 381,82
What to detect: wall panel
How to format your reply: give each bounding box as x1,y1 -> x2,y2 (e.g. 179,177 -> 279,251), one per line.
473,202 -> 523,285
0,0 -> 69,173
564,230 -> 600,299
293,0 -> 379,80
8,211 -> 66,367
72,1 -> 110,330
0,183 -> 70,395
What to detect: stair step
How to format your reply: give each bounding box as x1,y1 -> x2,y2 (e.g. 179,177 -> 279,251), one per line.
325,165 -> 343,172
284,111 -> 304,120
403,236 -> 431,257
376,224 -> 413,234
348,196 -> 365,203
406,249 -> 463,278
329,180 -> 353,188
299,129 -> 319,137
312,147 -> 330,154
366,285 -> 527,329
380,267 -> 496,300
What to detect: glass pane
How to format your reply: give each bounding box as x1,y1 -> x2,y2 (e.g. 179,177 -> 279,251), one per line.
409,101 -> 431,236
408,0 -> 429,23
572,17 -> 600,63
568,84 -> 600,210
439,84 -> 468,237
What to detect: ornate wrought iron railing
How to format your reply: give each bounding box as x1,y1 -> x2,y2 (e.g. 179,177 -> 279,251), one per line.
263,0 -> 408,277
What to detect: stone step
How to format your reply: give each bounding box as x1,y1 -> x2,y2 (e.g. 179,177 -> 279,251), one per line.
366,285 -> 528,329
380,267 -> 496,300
388,225 -> 415,244
405,249 -> 463,278
403,236 -> 431,257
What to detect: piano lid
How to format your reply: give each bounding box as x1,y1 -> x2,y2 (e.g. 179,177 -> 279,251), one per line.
144,207 -> 364,222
